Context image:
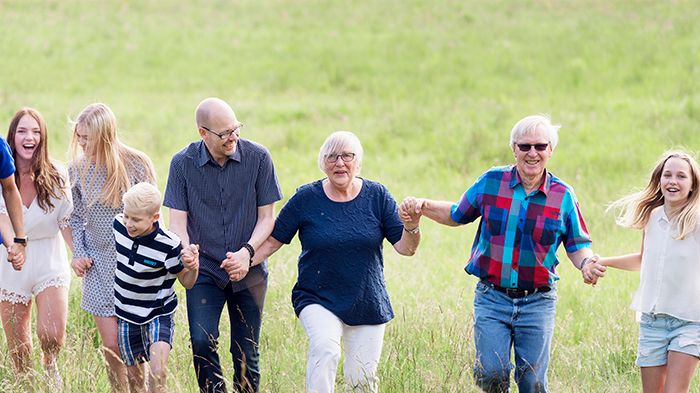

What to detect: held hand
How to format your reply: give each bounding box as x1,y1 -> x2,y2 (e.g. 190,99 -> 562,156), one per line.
399,197 -> 425,223
180,244 -> 200,271
220,249 -> 250,282
7,243 -> 26,271
582,254 -> 606,285
71,257 -> 94,278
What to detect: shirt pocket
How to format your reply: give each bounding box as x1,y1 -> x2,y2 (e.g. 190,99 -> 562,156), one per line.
534,217 -> 561,246
485,206 -> 508,237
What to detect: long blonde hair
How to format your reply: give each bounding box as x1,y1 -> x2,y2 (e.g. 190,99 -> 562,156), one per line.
70,103 -> 156,208
6,108 -> 67,212
609,150 -> 700,239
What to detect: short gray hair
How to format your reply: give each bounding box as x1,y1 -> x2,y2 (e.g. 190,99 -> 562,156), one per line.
509,114 -> 560,150
317,131 -> 364,173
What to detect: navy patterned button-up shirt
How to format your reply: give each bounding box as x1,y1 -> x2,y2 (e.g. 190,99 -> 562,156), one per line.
164,139 -> 283,290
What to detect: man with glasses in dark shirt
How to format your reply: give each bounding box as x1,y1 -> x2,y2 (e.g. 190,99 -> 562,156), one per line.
164,97 -> 282,393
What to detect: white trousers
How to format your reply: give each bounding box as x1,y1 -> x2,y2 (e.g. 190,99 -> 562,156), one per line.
299,304 -> 386,393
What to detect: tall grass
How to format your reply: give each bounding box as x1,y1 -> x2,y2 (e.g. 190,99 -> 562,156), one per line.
0,0 -> 699,391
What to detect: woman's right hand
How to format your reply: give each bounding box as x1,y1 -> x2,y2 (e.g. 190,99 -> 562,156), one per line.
399,196 -> 424,224
71,257 -> 93,277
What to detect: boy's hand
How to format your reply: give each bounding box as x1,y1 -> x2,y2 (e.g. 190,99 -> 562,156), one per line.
71,257 -> 93,277
180,244 -> 199,271
220,249 -> 250,282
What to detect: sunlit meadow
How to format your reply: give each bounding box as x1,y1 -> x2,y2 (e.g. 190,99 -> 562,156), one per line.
0,1 -> 699,391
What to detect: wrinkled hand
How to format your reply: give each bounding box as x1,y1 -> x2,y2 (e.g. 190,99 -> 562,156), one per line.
582,254 -> 606,286
220,248 -> 250,282
180,244 -> 200,271
399,197 -> 425,224
7,243 -> 26,271
71,257 -> 93,277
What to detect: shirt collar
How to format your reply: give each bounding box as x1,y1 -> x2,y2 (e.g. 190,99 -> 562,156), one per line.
196,140 -> 242,167
508,165 -> 551,196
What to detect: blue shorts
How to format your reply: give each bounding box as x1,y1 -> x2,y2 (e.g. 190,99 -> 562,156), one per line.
117,314 -> 175,366
637,313 -> 700,367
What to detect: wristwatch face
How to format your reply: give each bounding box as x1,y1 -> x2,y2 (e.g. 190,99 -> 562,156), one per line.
13,237 -> 27,245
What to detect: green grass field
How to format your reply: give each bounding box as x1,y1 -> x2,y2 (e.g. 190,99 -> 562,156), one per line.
1,0 -> 699,391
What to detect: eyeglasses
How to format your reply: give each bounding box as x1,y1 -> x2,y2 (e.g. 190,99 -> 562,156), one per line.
516,143 -> 549,152
201,123 -> 244,140
325,153 -> 356,163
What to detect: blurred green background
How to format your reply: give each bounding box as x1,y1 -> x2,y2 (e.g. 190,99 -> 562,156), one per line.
0,1 -> 698,391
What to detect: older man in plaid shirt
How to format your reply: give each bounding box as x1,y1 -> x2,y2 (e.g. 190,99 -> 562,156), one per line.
400,114 -> 605,393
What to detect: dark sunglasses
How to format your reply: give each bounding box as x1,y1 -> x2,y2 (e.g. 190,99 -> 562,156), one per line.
516,143 -> 549,152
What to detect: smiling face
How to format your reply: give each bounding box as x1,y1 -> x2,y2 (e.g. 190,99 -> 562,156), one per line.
74,123 -> 94,159
512,127 -> 552,182
122,206 -> 159,238
13,114 -> 41,163
323,145 -> 359,190
660,157 -> 694,210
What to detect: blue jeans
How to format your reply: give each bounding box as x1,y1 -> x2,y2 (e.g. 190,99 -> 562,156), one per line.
187,273 -> 267,393
473,281 -> 557,393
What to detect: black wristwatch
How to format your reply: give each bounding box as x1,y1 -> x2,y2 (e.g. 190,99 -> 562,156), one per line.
13,236 -> 28,246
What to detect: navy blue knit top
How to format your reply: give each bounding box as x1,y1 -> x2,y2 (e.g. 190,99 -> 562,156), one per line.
271,178 -> 404,325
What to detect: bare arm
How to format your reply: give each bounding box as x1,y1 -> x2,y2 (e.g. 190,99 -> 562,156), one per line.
394,197 -> 422,256
0,212 -> 13,248
60,227 -> 74,254
246,203 -> 276,250
221,203 -> 277,281
414,199 -> 460,227
567,247 -> 595,270
250,235 -> 285,267
168,208 -> 190,247
177,267 -> 199,289
0,175 -> 25,238
599,253 -> 642,272
598,234 -> 644,272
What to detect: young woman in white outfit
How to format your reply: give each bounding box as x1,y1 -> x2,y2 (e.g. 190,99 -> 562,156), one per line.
592,151 -> 700,393
0,108 -> 73,386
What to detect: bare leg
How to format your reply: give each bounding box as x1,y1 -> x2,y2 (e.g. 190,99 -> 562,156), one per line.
148,342 -> 171,393
94,315 -> 128,393
0,299 -> 33,374
35,286 -> 68,389
127,363 -> 148,393
664,350 -> 699,393
641,365 -> 666,393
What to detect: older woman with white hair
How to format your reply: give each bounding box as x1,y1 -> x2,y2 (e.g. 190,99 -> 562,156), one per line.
399,114 -> 604,393
225,131 -> 421,392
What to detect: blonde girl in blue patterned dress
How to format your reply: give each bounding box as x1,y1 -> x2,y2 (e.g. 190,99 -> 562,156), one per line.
69,103 -> 156,392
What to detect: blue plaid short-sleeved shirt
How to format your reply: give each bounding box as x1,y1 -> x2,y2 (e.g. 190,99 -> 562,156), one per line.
451,166 -> 592,289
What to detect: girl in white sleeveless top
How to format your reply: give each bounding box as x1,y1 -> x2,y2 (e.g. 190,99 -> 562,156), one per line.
595,150 -> 700,393
0,108 -> 73,388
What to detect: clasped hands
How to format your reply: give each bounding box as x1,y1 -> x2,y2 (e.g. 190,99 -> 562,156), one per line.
581,255 -> 607,286
6,243 -> 26,271
180,244 -> 200,272
398,196 -> 424,227
220,247 -> 252,282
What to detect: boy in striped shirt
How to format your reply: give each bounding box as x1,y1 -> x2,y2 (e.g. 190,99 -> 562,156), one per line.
113,182 -> 199,393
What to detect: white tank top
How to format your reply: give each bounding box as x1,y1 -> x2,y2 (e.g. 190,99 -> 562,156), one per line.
631,207 -> 700,321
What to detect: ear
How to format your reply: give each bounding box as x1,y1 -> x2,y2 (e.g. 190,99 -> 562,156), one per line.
153,211 -> 161,222
198,126 -> 207,139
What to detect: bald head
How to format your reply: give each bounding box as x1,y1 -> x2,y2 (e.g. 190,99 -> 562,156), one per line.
195,97 -> 237,129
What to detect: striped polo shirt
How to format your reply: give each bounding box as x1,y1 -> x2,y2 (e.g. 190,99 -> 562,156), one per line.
113,214 -> 184,325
